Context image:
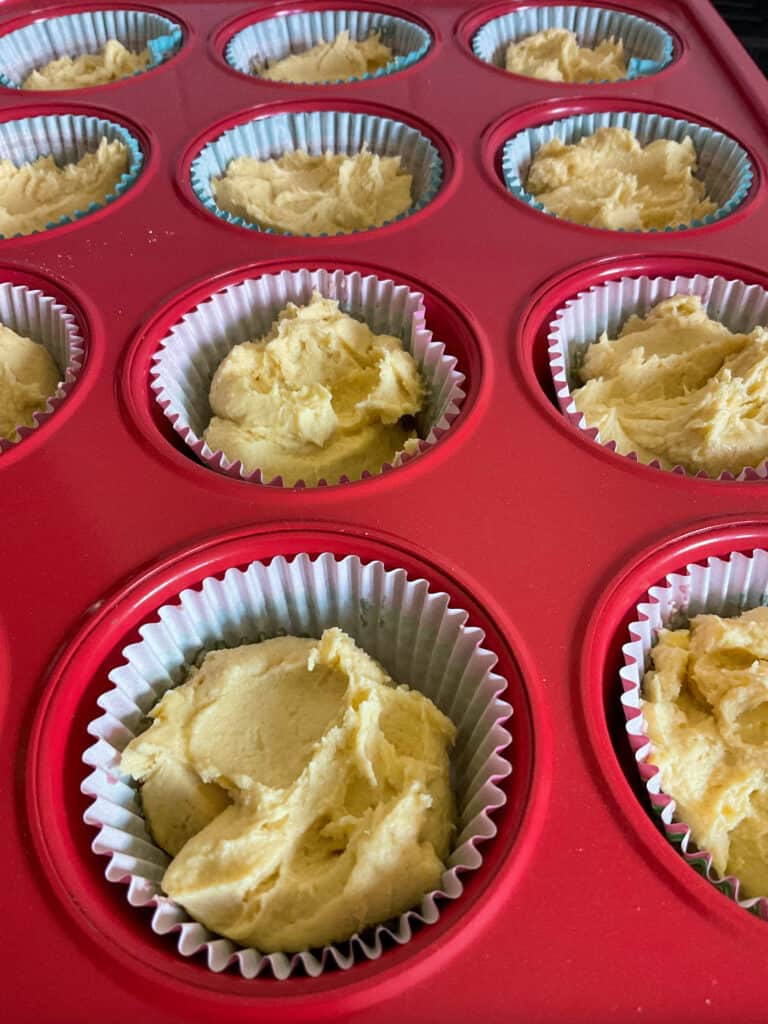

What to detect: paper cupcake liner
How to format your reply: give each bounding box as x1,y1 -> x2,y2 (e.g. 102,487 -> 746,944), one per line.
225,9 -> 430,84
0,281 -> 85,452
473,5 -> 673,81
190,110 -> 442,237
621,548 -> 768,919
0,9 -> 182,89
0,113 -> 143,238
502,111 -> 752,231
150,268 -> 465,486
548,273 -> 768,480
81,552 -> 513,979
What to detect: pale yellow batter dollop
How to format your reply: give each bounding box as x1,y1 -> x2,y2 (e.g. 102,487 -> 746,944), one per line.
643,607 -> 768,896
212,147 -> 413,236
526,126 -> 716,230
572,294 -> 768,477
121,627 -> 456,952
0,322 -> 60,440
0,136 -> 129,237
203,292 -> 423,485
505,28 -> 627,82
22,40 -> 151,90
258,30 -> 392,83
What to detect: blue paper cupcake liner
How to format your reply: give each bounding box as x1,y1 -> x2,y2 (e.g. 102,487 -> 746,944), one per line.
150,268 -> 465,487
502,111 -> 753,232
0,113 -> 143,238
547,274 -> 768,479
0,8 -> 182,90
0,281 -> 85,453
82,550 -> 511,978
472,5 -> 673,82
622,550 -> 768,919
225,9 -> 430,84
190,110 -> 443,237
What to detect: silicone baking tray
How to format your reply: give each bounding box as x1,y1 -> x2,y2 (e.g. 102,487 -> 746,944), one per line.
5,0 -> 768,1020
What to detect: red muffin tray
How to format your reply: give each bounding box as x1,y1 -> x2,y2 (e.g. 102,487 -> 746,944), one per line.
5,0 -> 768,1020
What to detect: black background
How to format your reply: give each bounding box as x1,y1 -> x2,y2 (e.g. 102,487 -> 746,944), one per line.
714,1 -> 768,72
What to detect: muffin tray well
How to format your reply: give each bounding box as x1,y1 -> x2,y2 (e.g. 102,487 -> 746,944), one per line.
5,1 -> 768,1021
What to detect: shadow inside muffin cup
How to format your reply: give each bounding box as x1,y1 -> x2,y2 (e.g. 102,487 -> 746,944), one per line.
472,4 -> 673,81
150,268 -> 465,487
502,110 -> 753,232
0,8 -> 182,90
0,112 -> 144,238
548,273 -> 768,480
225,8 -> 431,84
189,109 -> 443,237
621,548 -> 768,918
82,552 -> 513,979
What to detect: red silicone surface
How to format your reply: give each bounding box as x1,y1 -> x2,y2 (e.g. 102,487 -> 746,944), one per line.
5,1 -> 768,1021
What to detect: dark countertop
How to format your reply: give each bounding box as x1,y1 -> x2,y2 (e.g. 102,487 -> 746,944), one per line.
714,0 -> 768,72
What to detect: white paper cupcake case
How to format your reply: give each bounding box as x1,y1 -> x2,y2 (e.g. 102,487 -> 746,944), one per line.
225,9 -> 430,84
0,113 -> 143,237
0,8 -> 182,89
150,268 -> 465,486
548,273 -> 768,480
502,111 -> 752,231
81,552 -> 514,979
190,110 -> 442,237
473,4 -> 673,81
0,281 -> 85,452
621,548 -> 768,919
